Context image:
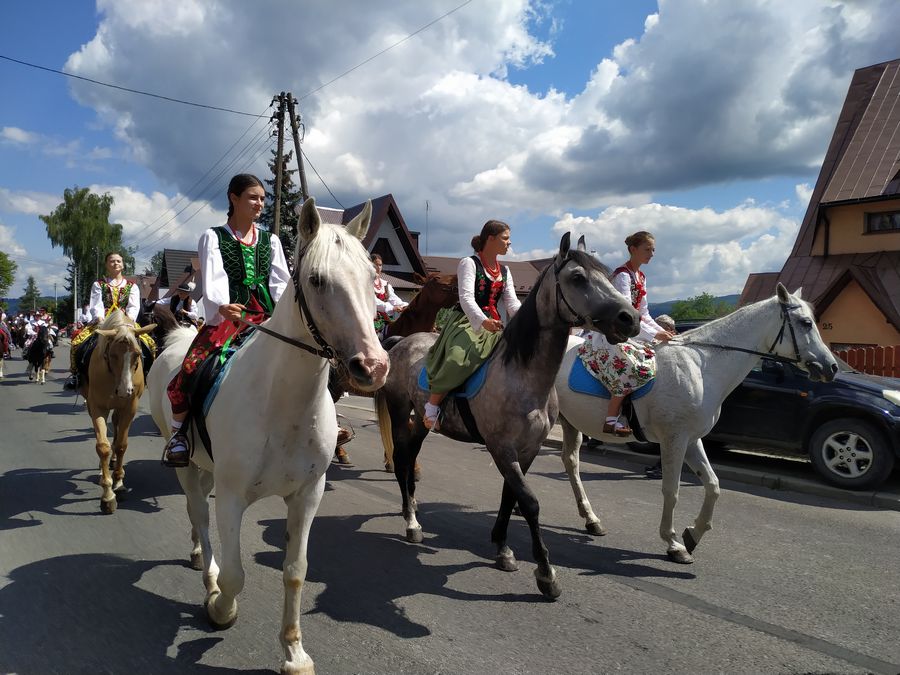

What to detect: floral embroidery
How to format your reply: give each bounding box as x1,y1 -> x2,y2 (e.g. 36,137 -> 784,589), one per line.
578,330 -> 655,397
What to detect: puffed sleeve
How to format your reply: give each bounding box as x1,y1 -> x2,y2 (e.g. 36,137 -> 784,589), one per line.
268,234 -> 291,303
88,281 -> 104,321
385,284 -> 407,310
457,257 -> 490,332
199,229 -> 231,326
501,267 -> 521,318
125,283 -> 140,321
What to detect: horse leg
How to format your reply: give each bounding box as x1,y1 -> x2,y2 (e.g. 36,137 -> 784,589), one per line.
490,479 -> 520,572
496,456 -> 561,600
559,415 -> 606,536
206,491 -> 246,630
110,409 -> 133,494
90,406 -> 116,514
658,442 -> 693,564
680,438 -> 720,554
279,481 -> 324,675
178,465 -> 218,583
395,432 -> 426,543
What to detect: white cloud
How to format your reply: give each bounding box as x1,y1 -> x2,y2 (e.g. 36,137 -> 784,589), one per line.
0,223 -> 27,256
1,127 -> 39,145
795,182 -> 813,207
0,188 -> 61,216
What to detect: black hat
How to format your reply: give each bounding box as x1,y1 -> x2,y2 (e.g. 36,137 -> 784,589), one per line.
176,281 -> 195,293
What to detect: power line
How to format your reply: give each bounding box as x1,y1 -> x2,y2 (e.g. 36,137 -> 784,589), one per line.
297,0 -> 474,101
299,147 -> 345,209
0,54 -> 266,117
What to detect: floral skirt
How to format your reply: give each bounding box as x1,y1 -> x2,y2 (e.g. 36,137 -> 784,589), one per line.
577,331 -> 655,397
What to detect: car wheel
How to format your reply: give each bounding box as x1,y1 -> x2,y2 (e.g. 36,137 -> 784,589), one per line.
808,418 -> 895,490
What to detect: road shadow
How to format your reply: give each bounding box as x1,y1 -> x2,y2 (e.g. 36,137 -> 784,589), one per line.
0,460 -> 183,524
0,554 -> 271,674
17,402 -> 82,416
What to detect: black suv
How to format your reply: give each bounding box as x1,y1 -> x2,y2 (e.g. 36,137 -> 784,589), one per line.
703,357 -> 900,490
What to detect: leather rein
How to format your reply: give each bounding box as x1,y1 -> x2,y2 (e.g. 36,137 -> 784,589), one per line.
668,302 -> 804,366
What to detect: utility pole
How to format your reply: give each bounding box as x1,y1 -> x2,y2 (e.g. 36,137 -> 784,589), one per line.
285,94 -> 310,202
73,264 -> 78,324
425,200 -> 430,255
271,92 -> 287,236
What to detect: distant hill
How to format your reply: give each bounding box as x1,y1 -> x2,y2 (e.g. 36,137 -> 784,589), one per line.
1,297 -> 58,315
649,294 -> 740,318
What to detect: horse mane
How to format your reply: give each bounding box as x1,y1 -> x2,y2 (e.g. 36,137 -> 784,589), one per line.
99,308 -> 127,330
97,309 -> 140,349
502,250 -> 611,367
300,221 -> 372,283
668,294 -> 780,344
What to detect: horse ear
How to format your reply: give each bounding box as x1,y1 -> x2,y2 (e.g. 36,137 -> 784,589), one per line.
577,235 -> 586,252
558,232 -> 572,260
413,273 -> 427,285
95,328 -> 117,337
776,282 -> 790,304
133,324 -> 157,336
345,200 -> 372,241
295,197 -> 320,243
793,287 -> 803,300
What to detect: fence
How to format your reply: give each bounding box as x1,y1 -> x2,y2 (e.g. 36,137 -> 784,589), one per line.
834,345 -> 900,378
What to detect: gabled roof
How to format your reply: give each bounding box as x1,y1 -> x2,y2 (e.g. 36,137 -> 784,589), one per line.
738,272 -> 780,306
793,58 -> 900,258
156,249 -> 200,300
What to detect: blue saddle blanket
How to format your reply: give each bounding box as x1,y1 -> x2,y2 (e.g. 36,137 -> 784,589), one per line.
417,361 -> 489,399
567,357 -> 654,400
202,347 -> 238,418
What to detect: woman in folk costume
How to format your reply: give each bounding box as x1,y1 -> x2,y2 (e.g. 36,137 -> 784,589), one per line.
162,173 -> 291,466
371,253 -> 408,335
422,220 -> 520,430
578,230 -> 676,436
66,251 -> 156,388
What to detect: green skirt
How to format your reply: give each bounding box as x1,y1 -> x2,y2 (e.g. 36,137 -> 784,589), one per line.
425,308 -> 502,393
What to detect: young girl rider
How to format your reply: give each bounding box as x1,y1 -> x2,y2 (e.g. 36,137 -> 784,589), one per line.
161,174 -> 292,466
67,251 -> 155,389
422,220 -> 520,430
578,230 -> 675,436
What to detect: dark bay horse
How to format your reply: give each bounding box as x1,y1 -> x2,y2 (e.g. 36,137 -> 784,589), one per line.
383,272 -> 459,339
25,325 -> 54,384
374,233 -> 640,599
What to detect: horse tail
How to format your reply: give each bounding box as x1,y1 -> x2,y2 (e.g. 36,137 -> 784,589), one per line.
374,390 -> 394,467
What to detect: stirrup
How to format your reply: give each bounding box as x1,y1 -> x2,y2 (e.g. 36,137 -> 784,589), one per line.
602,420 -> 631,437
423,404 -> 441,431
161,433 -> 190,467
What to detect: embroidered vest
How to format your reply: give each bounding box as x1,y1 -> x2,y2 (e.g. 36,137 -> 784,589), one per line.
613,265 -> 646,310
99,279 -> 134,317
213,226 -> 274,313
470,255 -> 508,321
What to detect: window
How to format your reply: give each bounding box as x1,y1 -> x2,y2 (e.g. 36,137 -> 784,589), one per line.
865,210 -> 900,232
371,238 -> 399,265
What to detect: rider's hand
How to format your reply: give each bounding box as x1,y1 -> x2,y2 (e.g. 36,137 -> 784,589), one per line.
482,318 -> 502,333
219,303 -> 247,322
655,330 -> 676,342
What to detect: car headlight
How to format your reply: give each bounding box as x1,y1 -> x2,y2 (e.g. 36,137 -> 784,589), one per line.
883,390 -> 900,406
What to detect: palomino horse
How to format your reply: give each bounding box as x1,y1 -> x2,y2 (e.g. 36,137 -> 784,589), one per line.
82,309 -> 157,514
25,325 -> 55,384
148,197 -> 388,674
555,284 -> 838,563
374,234 -> 640,600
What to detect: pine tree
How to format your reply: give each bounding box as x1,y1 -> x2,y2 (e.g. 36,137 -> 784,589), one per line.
259,148 -> 304,265
20,276 -> 41,313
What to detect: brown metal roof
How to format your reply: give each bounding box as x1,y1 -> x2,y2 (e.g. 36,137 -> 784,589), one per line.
792,58 -> 900,258
738,272 -> 779,306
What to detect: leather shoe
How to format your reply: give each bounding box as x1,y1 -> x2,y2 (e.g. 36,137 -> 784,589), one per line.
336,426 -> 354,447
602,421 -> 632,437
162,434 -> 190,467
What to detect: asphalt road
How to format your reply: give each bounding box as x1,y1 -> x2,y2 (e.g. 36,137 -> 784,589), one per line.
1,347 -> 898,674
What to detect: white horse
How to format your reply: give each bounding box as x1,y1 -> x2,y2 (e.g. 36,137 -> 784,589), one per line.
555,284 -> 838,563
148,198 -> 389,674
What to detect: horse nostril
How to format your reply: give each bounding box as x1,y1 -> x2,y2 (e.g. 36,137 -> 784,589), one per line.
617,311 -> 635,327
347,356 -> 372,384
830,362 -> 838,374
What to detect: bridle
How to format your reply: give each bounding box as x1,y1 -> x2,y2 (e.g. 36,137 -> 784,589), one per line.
236,245 -> 337,360
670,302 -> 805,366
553,255 -> 587,327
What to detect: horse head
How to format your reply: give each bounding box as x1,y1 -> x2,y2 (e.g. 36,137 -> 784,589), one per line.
772,283 -> 837,382
95,311 -> 156,398
414,272 -> 459,309
554,233 -> 640,343
293,197 -> 389,391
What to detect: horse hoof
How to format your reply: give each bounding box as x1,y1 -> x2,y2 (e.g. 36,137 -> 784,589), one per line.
536,577 -> 562,601
495,554 -> 519,572
384,462 -> 394,473
113,484 -> 126,496
100,498 -> 116,514
585,521 -> 608,537
406,527 -> 423,544
205,596 -> 237,631
682,528 -> 697,554
666,548 -> 694,564
280,660 -> 316,675
189,552 -> 204,571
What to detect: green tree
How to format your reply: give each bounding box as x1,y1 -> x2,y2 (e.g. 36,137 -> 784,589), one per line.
143,250 -> 164,276
669,292 -> 734,321
258,148 -> 304,264
20,276 -> 41,313
0,251 -> 17,299
40,187 -> 132,307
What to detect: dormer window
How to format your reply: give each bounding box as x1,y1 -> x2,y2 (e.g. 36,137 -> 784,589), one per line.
865,210 -> 900,232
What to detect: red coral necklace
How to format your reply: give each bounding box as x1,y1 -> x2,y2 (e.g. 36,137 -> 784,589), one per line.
479,254 -> 501,277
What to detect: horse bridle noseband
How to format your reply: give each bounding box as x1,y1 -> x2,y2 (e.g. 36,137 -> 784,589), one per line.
670,302 -> 805,366
237,246 -> 337,360
553,256 -> 588,327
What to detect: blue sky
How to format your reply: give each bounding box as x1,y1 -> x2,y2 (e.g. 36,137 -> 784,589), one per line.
1,0 -> 897,302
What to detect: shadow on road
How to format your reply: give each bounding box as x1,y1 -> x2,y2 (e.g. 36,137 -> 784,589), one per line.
0,554 -> 271,675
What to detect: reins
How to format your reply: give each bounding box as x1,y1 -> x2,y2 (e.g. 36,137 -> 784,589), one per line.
668,302 -> 804,366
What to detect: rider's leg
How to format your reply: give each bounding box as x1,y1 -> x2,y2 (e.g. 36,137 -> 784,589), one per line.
424,392 -> 446,430
603,396 -> 631,436
162,370 -> 191,466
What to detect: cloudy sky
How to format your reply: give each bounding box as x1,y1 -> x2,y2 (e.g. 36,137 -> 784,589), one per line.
1,0 -> 898,301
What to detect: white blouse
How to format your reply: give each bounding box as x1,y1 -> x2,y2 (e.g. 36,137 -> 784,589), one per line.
611,270 -> 665,343
198,225 -> 291,326
374,278 -> 407,314
88,279 -> 140,322
457,256 -> 521,332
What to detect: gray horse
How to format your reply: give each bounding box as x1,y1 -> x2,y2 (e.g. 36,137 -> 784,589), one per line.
375,233 -> 640,600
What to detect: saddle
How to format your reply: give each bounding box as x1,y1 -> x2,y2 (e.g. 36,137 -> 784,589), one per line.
73,333 -> 153,389
567,357 -> 654,442
418,362 -> 490,443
